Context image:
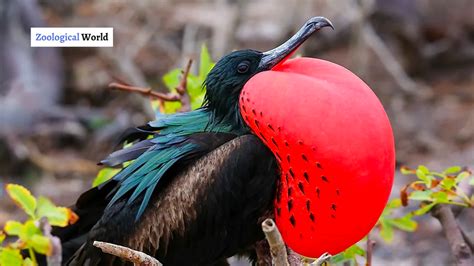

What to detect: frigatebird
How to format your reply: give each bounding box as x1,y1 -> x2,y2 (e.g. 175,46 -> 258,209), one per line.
55,15 -> 395,265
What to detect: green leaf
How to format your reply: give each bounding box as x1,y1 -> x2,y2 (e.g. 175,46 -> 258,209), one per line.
409,190 -> 432,201
456,171 -> 471,183
36,196 -> 76,227
31,235 -> 52,255
388,215 -> 417,232
191,94 -> 205,110
163,101 -> 182,114
431,191 -> 449,203
443,166 -> 461,174
199,44 -> 215,80
418,165 -> 430,174
6,184 -> 37,219
331,243 -> 365,264
400,166 -> 414,175
4,221 -> 23,236
416,169 -> 432,186
386,198 -> 402,209
162,68 -> 181,91
413,202 -> 436,216
344,244 -> 366,257
470,177 -> 474,186
329,253 -> 347,264
92,168 -> 120,188
379,220 -> 394,243
0,231 -> 5,244
19,221 -> 40,243
0,248 -> 23,266
440,178 -> 456,190
22,258 -> 34,266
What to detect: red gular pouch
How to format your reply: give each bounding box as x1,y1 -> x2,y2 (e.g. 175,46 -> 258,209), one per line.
239,57 -> 395,258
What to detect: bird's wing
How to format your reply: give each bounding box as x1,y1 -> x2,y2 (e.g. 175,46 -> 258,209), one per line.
98,109 -> 240,220
56,130 -> 239,264
67,134 -> 278,266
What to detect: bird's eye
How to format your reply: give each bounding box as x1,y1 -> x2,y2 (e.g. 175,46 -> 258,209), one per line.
237,61 -> 250,74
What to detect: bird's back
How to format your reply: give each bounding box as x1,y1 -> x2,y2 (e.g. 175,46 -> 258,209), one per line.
62,134 -> 278,265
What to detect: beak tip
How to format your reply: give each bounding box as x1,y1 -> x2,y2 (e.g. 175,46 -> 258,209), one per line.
311,16 -> 334,31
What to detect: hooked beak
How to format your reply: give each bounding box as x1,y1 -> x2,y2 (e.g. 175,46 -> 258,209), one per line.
258,17 -> 334,71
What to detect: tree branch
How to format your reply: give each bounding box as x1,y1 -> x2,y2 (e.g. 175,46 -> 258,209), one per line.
431,205 -> 473,266
108,83 -> 181,102
365,233 -> 375,266
175,59 -> 193,112
93,241 -> 162,266
108,58 -> 194,112
261,219 -> 289,266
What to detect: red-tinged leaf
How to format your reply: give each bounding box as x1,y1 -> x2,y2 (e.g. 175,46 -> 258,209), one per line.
400,166 -> 414,175
410,183 -> 425,191
430,179 -> 441,188
67,208 -> 79,225
400,185 -> 409,207
5,184 -> 37,219
36,196 -> 78,227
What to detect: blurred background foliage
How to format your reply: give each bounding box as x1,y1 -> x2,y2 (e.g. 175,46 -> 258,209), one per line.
0,0 -> 473,265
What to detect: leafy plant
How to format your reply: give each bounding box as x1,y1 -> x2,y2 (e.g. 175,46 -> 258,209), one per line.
330,165 -> 473,265
92,44 -> 216,187
400,165 -> 473,209
0,184 -> 78,266
330,243 -> 366,265
376,198 -> 417,243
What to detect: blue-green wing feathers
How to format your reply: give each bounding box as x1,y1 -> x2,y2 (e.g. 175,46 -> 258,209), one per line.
101,108 -> 240,220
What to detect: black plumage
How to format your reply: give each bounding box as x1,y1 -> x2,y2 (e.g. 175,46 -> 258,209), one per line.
58,134 -> 278,265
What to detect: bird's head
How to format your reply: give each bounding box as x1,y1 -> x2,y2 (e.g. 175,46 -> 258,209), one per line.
203,17 -> 333,127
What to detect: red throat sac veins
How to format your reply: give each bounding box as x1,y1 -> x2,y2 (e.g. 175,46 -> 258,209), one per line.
239,57 -> 395,258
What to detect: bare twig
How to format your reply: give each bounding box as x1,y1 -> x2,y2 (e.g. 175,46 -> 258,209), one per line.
262,219 -> 289,266
365,233 -> 375,266
38,217 -> 62,266
108,58 -> 194,112
175,59 -> 193,112
431,205 -> 473,266
93,241 -> 162,266
460,228 -> 474,253
314,252 -> 332,266
108,83 -> 181,102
